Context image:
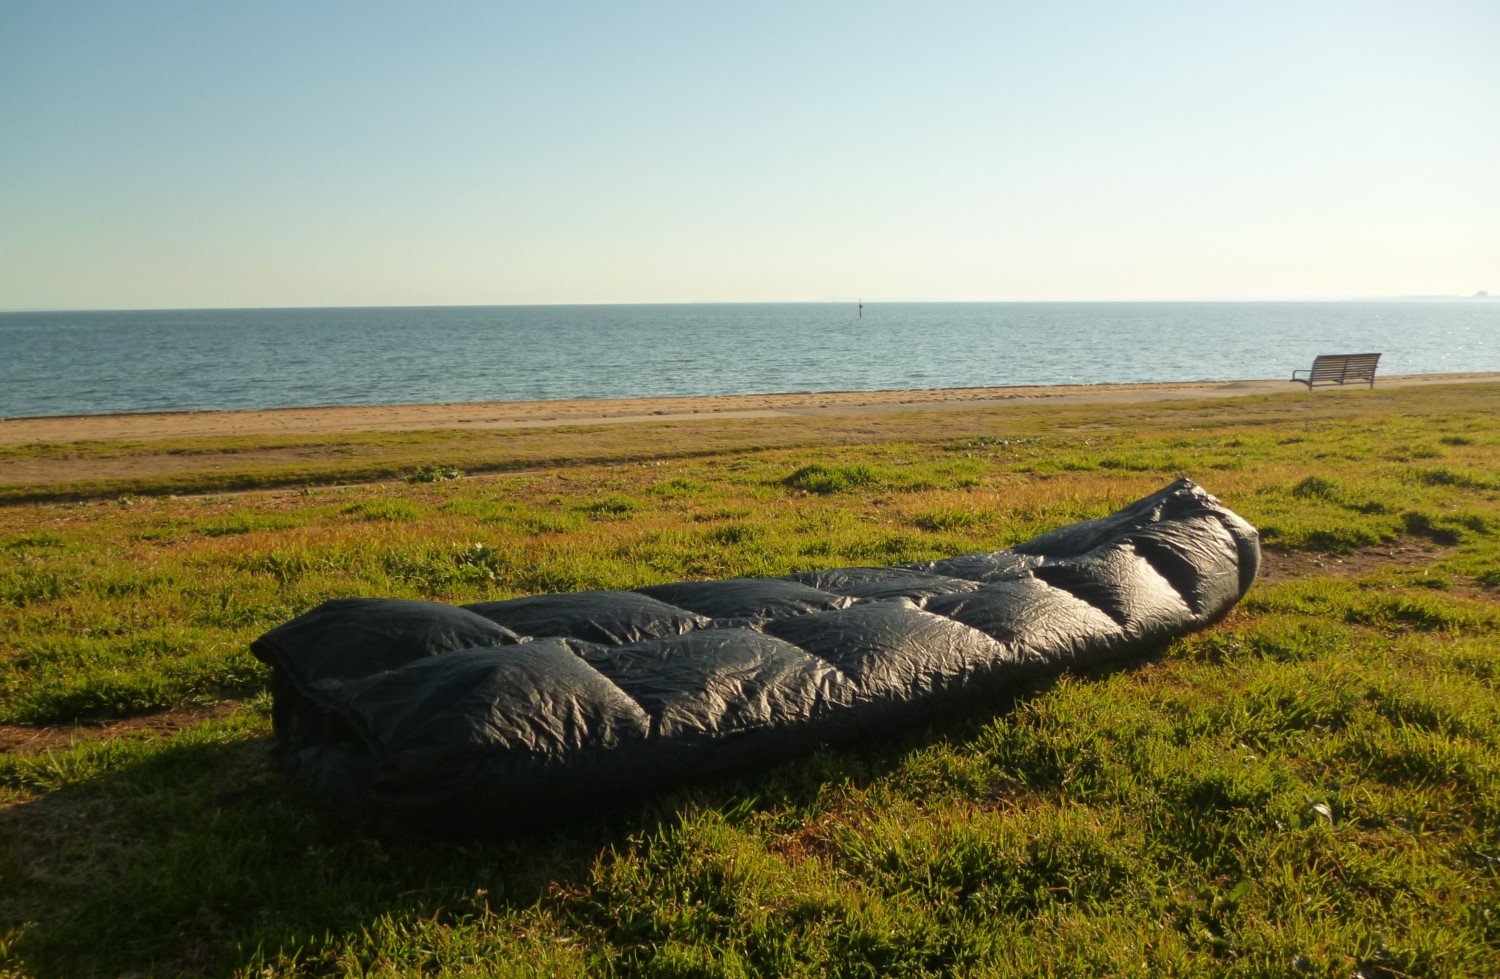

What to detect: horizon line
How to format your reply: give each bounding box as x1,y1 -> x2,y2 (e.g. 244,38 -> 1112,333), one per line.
3,294 -> 1495,314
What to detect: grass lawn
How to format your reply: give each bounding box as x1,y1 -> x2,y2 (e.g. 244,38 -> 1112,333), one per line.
1,383 -> 1496,976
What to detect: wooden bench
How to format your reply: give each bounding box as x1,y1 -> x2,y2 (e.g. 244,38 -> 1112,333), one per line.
1291,353 -> 1381,389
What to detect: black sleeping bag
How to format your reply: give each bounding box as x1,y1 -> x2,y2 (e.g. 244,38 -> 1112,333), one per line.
253,478 -> 1258,832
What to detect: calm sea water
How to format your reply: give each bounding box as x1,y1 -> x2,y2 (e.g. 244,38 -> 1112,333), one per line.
1,302 -> 1495,418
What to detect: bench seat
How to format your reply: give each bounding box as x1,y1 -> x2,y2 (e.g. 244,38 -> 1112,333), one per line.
1292,353 -> 1380,388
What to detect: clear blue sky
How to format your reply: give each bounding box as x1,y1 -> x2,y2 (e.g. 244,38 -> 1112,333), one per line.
2,1 -> 1496,309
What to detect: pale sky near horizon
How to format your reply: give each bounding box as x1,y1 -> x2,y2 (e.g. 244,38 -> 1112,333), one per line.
1,1 -> 1496,310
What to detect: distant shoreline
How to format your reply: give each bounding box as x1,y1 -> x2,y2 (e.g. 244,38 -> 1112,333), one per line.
4,372 -> 1495,445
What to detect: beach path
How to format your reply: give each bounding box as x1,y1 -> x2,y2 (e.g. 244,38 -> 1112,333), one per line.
3,373 -> 1493,446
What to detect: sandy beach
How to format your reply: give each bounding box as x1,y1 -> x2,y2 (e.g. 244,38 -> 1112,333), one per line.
4,372 -> 1494,446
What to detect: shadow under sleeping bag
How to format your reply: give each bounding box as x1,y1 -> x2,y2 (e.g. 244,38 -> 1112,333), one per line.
253,478 -> 1259,833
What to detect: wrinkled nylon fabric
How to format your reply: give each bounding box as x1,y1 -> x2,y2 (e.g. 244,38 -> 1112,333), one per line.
253,478 -> 1259,832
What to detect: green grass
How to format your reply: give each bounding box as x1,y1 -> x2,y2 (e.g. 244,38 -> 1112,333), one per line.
1,383 -> 1497,976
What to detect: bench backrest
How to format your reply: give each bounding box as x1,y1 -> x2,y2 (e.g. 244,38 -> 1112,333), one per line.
1309,353 -> 1380,382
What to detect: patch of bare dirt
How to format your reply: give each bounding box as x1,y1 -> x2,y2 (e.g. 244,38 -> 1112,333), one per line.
1259,537 -> 1496,600
0,702 -> 241,756
767,824 -> 837,865
1257,537 -> 1451,582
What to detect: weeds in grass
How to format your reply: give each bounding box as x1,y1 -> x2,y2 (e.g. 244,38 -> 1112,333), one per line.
403,465 -> 464,484
782,463 -> 883,494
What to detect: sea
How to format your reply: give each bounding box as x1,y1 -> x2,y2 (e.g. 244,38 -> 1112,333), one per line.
1,301 -> 1496,418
